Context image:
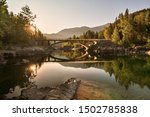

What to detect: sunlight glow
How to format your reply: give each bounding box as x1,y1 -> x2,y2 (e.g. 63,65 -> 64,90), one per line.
7,0 -> 150,33
30,26 -> 35,32
30,65 -> 36,71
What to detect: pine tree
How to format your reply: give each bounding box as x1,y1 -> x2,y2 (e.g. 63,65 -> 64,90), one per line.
18,5 -> 36,24
104,24 -> 113,39
95,32 -> 98,39
0,0 -> 8,48
112,26 -> 120,44
125,8 -> 129,18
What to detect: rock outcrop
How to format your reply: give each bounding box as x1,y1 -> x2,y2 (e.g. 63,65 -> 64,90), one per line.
19,78 -> 81,100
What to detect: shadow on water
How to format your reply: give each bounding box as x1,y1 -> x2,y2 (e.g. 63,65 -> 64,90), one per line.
0,50 -> 150,99
0,56 -> 45,99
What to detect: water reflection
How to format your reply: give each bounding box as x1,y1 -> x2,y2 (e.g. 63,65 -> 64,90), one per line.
25,64 -> 37,79
85,57 -> 150,90
0,55 -> 150,99
0,57 -> 44,99
50,50 -> 98,61
0,64 -> 28,99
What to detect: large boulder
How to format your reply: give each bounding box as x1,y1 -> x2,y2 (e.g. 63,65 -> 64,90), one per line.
19,78 -> 81,100
45,78 -> 81,100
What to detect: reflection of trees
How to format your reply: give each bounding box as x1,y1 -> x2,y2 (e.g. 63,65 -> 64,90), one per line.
25,64 -> 38,82
58,50 -> 86,60
85,57 -> 150,89
57,50 -> 102,61
111,57 -> 150,89
0,56 -> 45,98
0,64 -> 29,96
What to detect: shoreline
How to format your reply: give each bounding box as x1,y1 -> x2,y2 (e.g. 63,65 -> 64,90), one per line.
9,78 -> 81,100
8,78 -> 115,100
0,45 -> 149,58
0,46 -> 149,65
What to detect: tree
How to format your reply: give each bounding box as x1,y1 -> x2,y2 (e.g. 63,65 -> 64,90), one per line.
119,13 -> 123,19
18,5 -> 36,25
85,30 -> 95,39
13,5 -> 37,45
81,32 -> 86,39
0,0 -> 8,36
104,28 -> 110,39
112,26 -> 121,44
73,35 -> 77,39
98,31 -> 104,39
0,1 -> 45,48
145,11 -> 150,24
104,24 -> 113,39
0,0 -> 8,48
122,20 -> 137,46
79,30 -> 96,39
95,32 -> 98,39
125,8 -> 129,18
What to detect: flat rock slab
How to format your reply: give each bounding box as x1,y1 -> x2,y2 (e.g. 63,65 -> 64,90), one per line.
19,78 -> 81,100
74,80 -> 111,100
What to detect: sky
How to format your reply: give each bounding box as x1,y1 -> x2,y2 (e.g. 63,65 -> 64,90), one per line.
7,0 -> 150,33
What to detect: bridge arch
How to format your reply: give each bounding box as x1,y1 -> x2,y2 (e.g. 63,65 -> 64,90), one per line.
50,40 -> 89,51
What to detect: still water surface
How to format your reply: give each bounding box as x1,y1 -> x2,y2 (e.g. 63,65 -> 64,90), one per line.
0,53 -> 150,99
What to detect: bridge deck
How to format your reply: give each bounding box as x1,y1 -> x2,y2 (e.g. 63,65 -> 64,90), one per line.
43,39 -> 109,41
43,60 -> 112,63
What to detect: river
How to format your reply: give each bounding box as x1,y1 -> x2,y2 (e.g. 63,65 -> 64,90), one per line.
0,50 -> 150,99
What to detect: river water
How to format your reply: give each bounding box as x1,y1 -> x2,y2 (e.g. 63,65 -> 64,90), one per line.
0,51 -> 150,99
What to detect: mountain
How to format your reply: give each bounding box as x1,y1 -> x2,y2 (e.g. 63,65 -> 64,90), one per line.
44,23 -> 110,39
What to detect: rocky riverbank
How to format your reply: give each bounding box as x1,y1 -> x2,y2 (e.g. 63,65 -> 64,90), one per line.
0,46 -> 53,65
88,40 -> 150,56
96,46 -> 150,56
13,78 -> 81,100
0,44 -> 150,65
0,46 -> 50,57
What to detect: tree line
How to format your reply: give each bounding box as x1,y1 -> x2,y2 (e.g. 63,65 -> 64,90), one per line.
0,0 -> 45,49
71,8 -> 150,47
106,8 -> 150,47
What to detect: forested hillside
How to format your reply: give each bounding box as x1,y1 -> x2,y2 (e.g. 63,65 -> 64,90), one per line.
0,0 -> 45,49
76,8 -> 150,47
104,8 -> 150,47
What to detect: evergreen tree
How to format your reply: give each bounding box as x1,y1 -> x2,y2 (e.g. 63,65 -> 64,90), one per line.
95,32 -> 98,39
98,31 -> 104,39
102,8 -> 150,47
73,35 -> 77,39
145,11 -> 150,24
0,2 -> 45,47
112,26 -> 121,44
0,0 -> 8,47
119,13 -> 123,19
125,8 -> 129,18
85,30 -> 95,39
104,24 -> 113,39
18,5 -> 36,25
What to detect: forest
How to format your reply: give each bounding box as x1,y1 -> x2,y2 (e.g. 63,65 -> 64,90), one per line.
72,8 -> 150,47
1,0 -> 150,49
0,0 -> 45,49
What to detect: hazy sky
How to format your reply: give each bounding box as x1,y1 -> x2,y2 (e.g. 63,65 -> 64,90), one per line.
7,0 -> 150,33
